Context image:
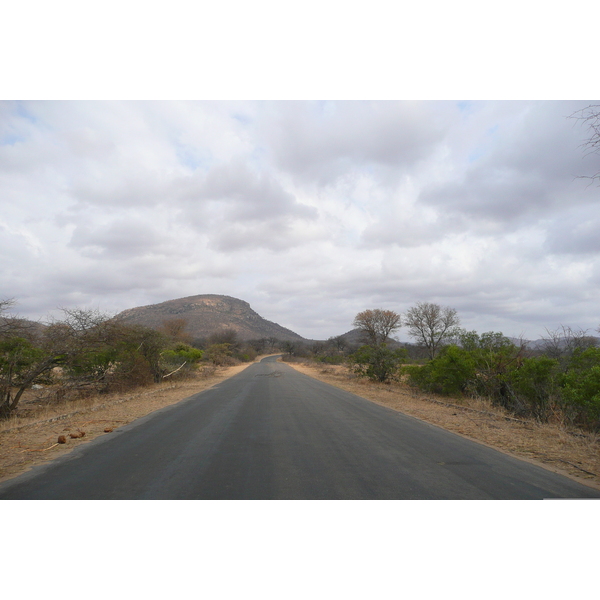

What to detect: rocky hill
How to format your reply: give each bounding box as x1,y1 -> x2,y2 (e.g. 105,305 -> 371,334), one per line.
115,294 -> 306,342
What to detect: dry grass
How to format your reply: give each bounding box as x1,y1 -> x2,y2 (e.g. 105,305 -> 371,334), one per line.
0,361 -> 252,484
285,360 -> 600,491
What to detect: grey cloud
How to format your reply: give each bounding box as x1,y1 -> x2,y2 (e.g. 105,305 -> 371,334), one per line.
545,210 -> 600,255
492,101 -> 600,182
68,220 -> 167,259
4,100 -> 600,341
208,217 -> 319,252
202,162 -> 315,220
420,101 -> 600,229
420,169 -> 552,224
180,161 -> 317,221
176,161 -> 319,252
69,167 -> 174,208
256,101 -> 453,185
361,212 -> 445,248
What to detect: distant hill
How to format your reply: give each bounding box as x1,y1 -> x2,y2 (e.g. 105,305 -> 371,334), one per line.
508,336 -> 600,351
0,316 -> 46,339
115,294 -> 306,342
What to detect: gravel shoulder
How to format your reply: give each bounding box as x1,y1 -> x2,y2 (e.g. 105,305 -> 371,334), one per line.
284,360 -> 600,492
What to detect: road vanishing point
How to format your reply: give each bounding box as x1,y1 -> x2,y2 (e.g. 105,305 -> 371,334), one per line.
1,356 -> 599,500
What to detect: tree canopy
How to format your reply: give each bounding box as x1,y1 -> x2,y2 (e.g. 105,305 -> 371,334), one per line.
353,309 -> 401,347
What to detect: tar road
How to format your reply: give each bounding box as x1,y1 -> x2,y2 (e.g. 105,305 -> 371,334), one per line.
1,356 -> 599,499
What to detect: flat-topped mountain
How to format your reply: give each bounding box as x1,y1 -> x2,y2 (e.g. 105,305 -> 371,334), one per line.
115,294 -> 305,342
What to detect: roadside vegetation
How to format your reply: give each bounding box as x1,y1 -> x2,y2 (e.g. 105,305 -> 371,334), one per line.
4,295 -> 600,433
281,303 -> 600,433
0,299 -> 285,422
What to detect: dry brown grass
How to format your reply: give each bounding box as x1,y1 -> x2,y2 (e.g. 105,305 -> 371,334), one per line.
0,361 -> 252,484
285,360 -> 600,491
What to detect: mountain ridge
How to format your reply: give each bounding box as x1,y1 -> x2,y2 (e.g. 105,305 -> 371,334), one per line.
115,294 -> 306,342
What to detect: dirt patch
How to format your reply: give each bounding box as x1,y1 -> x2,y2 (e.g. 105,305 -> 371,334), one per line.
0,361 -> 253,485
284,360 -> 600,491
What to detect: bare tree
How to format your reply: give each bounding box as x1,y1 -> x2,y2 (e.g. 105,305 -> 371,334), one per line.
404,302 -> 460,359
159,318 -> 192,343
0,299 -> 41,340
266,336 -> 280,351
208,328 -> 240,352
328,335 -> 348,353
353,309 -> 401,346
540,325 -> 598,360
0,299 -> 16,334
569,104 -> 600,185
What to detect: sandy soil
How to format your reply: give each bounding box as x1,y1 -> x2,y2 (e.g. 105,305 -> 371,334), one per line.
284,360 -> 600,492
0,362 -> 251,484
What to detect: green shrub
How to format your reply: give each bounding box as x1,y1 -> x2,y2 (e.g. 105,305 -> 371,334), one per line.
560,347 -> 600,425
505,356 -> 560,419
406,345 -> 476,395
162,343 -> 204,365
351,345 -> 407,383
205,343 -> 235,366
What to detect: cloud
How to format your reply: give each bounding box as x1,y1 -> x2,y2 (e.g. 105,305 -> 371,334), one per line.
175,160 -> 319,251
2,100 -> 600,340
255,101 -> 454,185
68,219 -> 168,259
545,208 -> 600,255
180,160 -> 316,221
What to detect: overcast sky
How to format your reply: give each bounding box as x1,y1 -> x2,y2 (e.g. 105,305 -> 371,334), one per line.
1,99 -> 599,341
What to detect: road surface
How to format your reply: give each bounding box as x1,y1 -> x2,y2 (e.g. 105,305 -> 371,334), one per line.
1,356 -> 599,499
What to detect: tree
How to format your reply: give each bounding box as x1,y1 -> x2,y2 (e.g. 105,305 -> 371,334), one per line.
0,304 -> 116,417
160,318 -> 192,343
282,340 -> 299,357
540,325 -> 597,361
0,300 -> 56,417
569,104 -> 600,185
352,309 -> 401,347
208,329 -> 240,352
404,302 -> 460,359
329,335 -> 348,353
0,336 -> 57,418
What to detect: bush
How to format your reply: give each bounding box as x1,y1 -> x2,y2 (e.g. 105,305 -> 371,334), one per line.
108,353 -> 155,390
405,345 -> 476,395
560,347 -> 600,426
161,343 -> 204,365
505,356 -> 560,419
351,345 -> 407,383
205,343 -> 235,366
314,355 -> 346,365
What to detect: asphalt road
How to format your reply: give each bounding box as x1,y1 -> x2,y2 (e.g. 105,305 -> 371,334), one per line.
1,356 -> 599,500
